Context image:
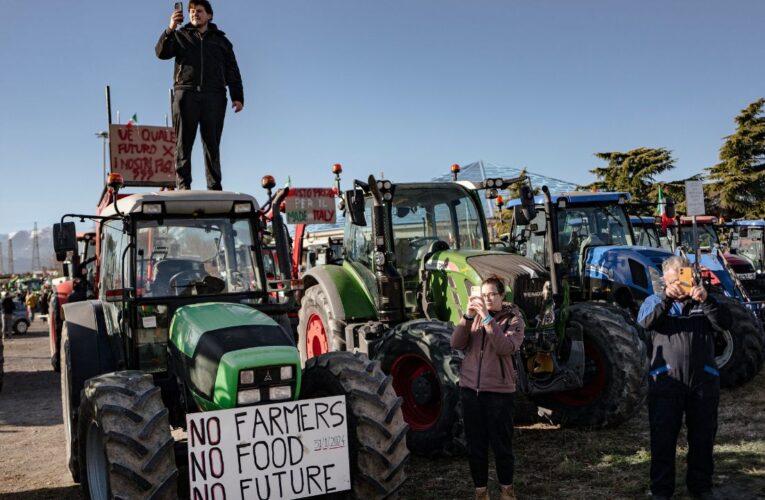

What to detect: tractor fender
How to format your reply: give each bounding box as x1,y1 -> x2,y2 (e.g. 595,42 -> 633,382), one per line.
302,266 -> 376,322
60,300 -> 118,410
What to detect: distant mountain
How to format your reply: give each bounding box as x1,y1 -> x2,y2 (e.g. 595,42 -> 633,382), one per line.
0,226 -> 56,274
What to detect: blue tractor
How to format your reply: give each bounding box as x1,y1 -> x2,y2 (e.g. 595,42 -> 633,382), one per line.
508,190 -> 763,388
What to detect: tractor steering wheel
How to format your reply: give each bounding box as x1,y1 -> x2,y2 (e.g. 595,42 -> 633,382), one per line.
169,270 -> 207,296
409,237 -> 440,249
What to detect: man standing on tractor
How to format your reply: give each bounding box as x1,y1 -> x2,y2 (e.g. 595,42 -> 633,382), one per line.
156,0 -> 244,191
638,256 -> 731,500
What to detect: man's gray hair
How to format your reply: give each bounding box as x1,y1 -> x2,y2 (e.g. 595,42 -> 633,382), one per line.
662,255 -> 690,274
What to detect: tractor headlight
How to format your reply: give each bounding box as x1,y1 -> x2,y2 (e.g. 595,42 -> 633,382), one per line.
648,266 -> 664,293
237,388 -> 261,405
280,366 -> 293,380
239,369 -> 255,385
269,385 -> 292,401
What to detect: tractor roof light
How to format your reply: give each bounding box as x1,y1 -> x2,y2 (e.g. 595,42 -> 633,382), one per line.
451,163 -> 460,173
261,175 -> 276,190
495,195 -> 504,207
486,178 -> 495,188
618,196 -> 627,205
142,203 -> 163,215
107,172 -> 124,191
234,202 -> 253,213
558,199 -> 567,208
332,163 -> 343,174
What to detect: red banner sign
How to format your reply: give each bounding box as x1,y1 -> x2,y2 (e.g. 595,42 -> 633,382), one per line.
109,124 -> 176,186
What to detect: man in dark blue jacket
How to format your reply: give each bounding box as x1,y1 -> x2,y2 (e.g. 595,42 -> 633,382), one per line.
156,0 -> 244,191
638,255 -> 731,500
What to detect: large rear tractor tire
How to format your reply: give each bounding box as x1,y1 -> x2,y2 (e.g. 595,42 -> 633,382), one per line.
77,371 -> 178,500
712,295 -> 765,388
301,351 -> 409,499
297,286 -> 347,362
533,303 -> 648,428
373,320 -> 464,456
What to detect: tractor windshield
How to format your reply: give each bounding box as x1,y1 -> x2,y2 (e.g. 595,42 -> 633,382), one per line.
556,204 -> 634,250
633,223 -> 662,248
135,218 -> 264,298
391,185 -> 485,254
734,226 -> 763,271
679,224 -> 719,251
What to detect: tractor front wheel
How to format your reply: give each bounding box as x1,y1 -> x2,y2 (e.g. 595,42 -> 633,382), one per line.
533,303 -> 648,428
373,320 -> 464,456
77,371 -> 177,500
297,286 -> 346,362
301,351 -> 409,499
712,295 -> 764,388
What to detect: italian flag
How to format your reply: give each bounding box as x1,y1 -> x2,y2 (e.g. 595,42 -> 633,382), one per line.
656,185 -> 673,231
126,113 -> 138,129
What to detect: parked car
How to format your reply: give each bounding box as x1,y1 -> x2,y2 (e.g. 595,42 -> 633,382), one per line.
12,300 -> 30,334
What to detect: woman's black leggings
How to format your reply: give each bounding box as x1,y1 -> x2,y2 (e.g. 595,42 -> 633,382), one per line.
460,388 -> 515,487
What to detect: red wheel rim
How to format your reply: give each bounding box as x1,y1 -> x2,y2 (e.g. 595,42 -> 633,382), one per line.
306,313 -> 329,358
552,339 -> 607,407
390,353 -> 442,431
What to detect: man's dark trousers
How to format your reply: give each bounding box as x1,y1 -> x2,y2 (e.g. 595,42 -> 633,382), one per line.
173,89 -> 227,190
649,382 -> 719,497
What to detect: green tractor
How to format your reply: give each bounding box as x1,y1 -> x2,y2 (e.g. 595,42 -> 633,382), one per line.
54,174 -> 408,499
297,169 -> 648,455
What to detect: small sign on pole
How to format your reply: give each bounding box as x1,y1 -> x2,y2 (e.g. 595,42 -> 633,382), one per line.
186,396 -> 351,499
685,180 -> 706,217
109,124 -> 176,187
284,188 -> 337,224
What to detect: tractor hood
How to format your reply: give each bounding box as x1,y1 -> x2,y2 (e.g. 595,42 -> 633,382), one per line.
423,249 -> 549,323
583,245 -> 671,296
170,302 -> 300,411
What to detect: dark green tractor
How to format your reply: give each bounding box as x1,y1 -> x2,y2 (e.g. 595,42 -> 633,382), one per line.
297,170 -> 648,456
54,175 -> 408,499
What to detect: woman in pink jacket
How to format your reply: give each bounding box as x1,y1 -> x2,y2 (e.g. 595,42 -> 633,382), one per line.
451,276 -> 525,500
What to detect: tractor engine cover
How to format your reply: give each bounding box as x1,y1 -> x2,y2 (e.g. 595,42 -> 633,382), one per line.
169,302 -> 299,411
466,254 -> 549,320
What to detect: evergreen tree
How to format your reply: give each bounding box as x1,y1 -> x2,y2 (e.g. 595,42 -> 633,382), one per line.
579,147 -> 675,202
707,98 -> 765,218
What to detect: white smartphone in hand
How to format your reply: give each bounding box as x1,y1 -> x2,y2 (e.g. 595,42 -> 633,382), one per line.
470,285 -> 481,298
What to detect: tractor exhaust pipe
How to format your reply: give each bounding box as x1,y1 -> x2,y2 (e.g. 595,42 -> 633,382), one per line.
368,175 -> 405,324
542,186 -> 561,303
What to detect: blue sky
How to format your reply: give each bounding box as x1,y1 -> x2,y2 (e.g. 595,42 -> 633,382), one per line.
1,0 -> 763,234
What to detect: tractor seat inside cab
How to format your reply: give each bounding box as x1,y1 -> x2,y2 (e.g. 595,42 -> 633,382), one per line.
149,259 -> 205,297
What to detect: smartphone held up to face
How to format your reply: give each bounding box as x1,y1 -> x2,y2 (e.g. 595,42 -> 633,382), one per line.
470,286 -> 481,299
678,267 -> 695,295
174,2 -> 184,21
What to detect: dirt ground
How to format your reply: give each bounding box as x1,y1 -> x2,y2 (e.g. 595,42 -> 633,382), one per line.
1,320 -> 763,499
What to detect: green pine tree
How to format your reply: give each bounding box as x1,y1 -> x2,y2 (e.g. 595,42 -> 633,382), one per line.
707,98 -> 765,218
579,147 -> 675,202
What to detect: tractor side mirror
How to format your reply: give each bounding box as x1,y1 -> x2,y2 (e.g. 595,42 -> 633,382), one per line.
53,222 -> 77,261
665,197 -> 676,219
519,184 -> 536,223
512,205 -> 530,225
346,189 -> 367,226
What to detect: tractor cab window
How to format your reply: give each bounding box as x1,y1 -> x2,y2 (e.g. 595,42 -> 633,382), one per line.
557,205 -> 633,250
634,223 -> 662,248
679,224 -> 719,251
511,209 -> 547,267
737,227 -> 764,270
136,218 -> 263,298
390,185 -> 484,281
100,220 -> 129,298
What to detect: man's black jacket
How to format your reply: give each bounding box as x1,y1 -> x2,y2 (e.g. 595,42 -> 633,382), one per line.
637,293 -> 732,393
156,22 -> 244,103
1,297 -> 14,315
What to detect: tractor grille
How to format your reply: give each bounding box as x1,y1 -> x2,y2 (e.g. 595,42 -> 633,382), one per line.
467,254 -> 549,319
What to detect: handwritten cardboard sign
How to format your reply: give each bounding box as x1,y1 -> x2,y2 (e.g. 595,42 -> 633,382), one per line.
284,188 -> 336,224
109,124 -> 176,186
186,396 -> 351,499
